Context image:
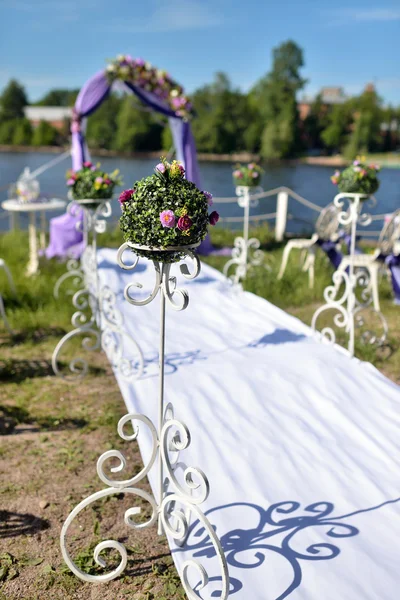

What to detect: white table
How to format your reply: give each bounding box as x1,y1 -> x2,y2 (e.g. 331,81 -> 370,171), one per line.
1,198 -> 66,275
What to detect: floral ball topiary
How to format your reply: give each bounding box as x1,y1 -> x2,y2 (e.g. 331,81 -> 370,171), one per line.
331,157 -> 380,196
119,159 -> 219,263
233,163 -> 263,188
66,161 -> 122,210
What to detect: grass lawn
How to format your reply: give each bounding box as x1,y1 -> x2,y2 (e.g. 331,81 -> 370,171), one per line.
0,226 -> 399,599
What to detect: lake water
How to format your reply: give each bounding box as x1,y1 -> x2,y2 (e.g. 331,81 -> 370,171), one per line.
1,151 -> 399,235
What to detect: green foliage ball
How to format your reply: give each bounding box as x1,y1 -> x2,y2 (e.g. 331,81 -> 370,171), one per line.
119,160 -> 212,263
331,159 -> 380,196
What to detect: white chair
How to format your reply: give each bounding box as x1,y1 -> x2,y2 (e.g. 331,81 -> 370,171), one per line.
0,258 -> 17,334
335,209 -> 400,312
278,203 -> 340,288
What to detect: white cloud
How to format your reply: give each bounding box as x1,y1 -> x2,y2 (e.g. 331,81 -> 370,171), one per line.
105,0 -> 227,33
327,8 -> 400,24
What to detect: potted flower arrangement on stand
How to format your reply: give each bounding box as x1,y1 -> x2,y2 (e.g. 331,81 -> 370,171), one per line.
330,157 -> 380,198
233,162 -> 263,188
223,162 -> 265,284
119,158 -> 219,263
66,161 -> 122,211
312,158 -> 383,356
60,160 -> 230,599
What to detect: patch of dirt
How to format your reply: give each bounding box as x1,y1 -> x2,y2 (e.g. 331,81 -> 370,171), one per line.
0,349 -> 185,599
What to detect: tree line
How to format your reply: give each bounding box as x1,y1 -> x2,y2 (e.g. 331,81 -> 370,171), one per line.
0,41 -> 399,159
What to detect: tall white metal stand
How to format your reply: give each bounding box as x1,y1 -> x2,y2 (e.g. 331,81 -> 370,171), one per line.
52,201 -> 144,380
312,193 -> 388,357
60,243 -> 229,599
223,186 -> 264,285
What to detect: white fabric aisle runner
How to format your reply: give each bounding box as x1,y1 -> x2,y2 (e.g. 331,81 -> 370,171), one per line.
97,248 -> 400,600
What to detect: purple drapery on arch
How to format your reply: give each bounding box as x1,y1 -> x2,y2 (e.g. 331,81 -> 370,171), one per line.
46,70 -> 213,259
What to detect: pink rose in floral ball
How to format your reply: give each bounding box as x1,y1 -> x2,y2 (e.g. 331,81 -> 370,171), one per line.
83,161 -> 92,168
156,163 -> 166,174
252,171 -> 259,178
172,97 -> 186,109
119,189 -> 134,205
67,178 -> 75,186
209,211 -> 219,226
248,163 -> 255,169
233,170 -> 243,179
95,177 -> 103,184
160,210 -> 176,228
353,160 -> 360,166
177,215 -> 192,231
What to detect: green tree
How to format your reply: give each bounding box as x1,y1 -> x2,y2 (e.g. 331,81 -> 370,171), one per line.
303,94 -> 329,150
86,94 -> 122,150
35,88 -> 79,106
12,118 -> 32,145
191,73 -> 251,153
0,79 -> 28,120
114,96 -> 163,152
345,87 -> 383,155
251,41 -> 307,159
321,103 -> 353,153
0,119 -> 18,143
381,107 -> 396,152
161,125 -> 173,152
32,121 -> 58,146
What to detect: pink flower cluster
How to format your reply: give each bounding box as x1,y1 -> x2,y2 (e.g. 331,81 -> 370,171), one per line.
66,161 -> 120,191
106,54 -> 193,118
156,160 -> 186,178
233,162 -> 262,186
159,209 -> 219,230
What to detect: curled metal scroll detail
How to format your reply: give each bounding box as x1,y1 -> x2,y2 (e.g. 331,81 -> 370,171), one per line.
223,187 -> 265,285
312,193 -> 388,356
61,412 -> 229,597
52,208 -> 144,381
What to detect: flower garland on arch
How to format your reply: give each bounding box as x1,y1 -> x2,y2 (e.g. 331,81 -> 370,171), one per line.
106,54 -> 193,119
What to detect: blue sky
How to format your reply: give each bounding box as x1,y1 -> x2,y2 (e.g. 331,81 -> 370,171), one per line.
0,0 -> 399,105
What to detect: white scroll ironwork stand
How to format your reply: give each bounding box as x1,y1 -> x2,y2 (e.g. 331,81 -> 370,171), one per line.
311,193 -> 388,357
52,200 -> 144,380
223,186 -> 264,285
60,242 -> 229,599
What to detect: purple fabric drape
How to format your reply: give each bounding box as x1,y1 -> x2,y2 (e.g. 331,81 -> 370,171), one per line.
385,254 -> 400,304
316,239 -> 342,269
44,203 -> 84,259
46,69 -> 212,259
72,71 -> 111,171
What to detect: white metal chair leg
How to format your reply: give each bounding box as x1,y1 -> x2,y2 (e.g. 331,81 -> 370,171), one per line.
302,250 -> 315,289
369,264 -> 380,312
278,242 -> 295,280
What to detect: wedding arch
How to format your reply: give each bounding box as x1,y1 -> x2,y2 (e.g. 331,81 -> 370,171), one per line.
46,54 -> 212,258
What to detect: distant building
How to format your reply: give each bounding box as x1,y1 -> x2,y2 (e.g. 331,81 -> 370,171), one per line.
298,86 -> 347,120
24,106 -> 73,130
